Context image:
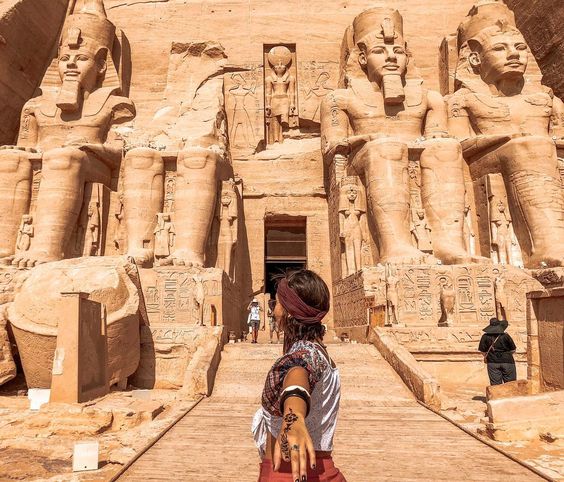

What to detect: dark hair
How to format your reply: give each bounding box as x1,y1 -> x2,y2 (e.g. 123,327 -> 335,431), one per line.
276,269 -> 330,353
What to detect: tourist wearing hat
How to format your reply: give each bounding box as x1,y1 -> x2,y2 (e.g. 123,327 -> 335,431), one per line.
478,318 -> 517,385
247,298 -> 262,344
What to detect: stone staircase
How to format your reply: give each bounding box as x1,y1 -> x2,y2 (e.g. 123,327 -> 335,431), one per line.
119,342 -> 544,481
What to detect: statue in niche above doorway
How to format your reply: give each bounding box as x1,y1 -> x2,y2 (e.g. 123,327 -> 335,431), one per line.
265,46 -> 298,145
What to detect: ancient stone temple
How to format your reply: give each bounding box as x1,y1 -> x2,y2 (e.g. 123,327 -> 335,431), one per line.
0,0 -> 562,479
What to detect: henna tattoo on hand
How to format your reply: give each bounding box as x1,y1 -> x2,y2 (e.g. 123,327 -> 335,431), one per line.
280,408 -> 299,459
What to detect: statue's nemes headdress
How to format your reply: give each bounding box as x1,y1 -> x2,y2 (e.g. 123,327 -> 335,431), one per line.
353,7 -> 405,50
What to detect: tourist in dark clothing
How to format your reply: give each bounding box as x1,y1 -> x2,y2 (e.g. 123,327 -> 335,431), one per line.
478,318 -> 517,385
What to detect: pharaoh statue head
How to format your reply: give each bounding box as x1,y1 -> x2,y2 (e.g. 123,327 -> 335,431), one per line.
350,7 -> 411,104
267,46 -> 292,76
41,0 -> 122,112
455,1 -> 530,90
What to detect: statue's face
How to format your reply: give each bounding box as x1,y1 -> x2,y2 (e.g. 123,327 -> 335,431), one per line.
471,31 -> 528,83
347,188 -> 358,201
221,193 -> 232,205
359,42 -> 408,83
58,47 -> 102,92
273,64 -> 287,75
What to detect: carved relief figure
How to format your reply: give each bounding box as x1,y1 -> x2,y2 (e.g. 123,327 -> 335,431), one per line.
303,71 -> 333,123
448,1 -> 564,268
228,73 -> 256,148
15,215 -> 34,252
411,210 -> 433,253
0,0 -> 135,267
265,46 -> 298,145
217,181 -> 238,278
153,213 -> 175,262
338,177 -> 366,276
489,199 -> 514,265
193,274 -> 205,326
463,203 -> 476,256
84,200 -> 101,256
385,265 -> 400,326
438,277 -> 456,326
321,7 -> 479,265
113,193 -> 125,253
494,273 -> 508,320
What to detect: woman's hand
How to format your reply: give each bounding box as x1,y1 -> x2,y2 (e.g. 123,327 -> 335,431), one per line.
273,408 -> 316,482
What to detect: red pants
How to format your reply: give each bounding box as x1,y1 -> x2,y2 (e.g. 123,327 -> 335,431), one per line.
258,455 -> 347,481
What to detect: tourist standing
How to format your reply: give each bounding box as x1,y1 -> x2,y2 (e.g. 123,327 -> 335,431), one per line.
479,318 -> 517,385
247,298 -> 262,344
252,269 -> 346,482
267,298 -> 281,344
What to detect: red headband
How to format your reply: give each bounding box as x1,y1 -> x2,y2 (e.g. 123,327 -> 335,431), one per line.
277,278 -> 327,324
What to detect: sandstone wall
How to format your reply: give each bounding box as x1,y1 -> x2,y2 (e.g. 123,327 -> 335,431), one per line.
0,0 -> 68,145
504,0 -> 564,98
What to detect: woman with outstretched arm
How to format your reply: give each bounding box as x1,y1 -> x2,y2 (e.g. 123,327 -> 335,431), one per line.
252,269 -> 347,482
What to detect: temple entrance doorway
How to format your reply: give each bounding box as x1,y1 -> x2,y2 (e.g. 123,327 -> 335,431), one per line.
264,216 -> 307,299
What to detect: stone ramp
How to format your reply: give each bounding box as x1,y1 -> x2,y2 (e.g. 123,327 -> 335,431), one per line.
118,343 -> 543,481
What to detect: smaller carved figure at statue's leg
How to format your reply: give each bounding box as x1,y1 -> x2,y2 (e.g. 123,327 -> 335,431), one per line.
123,148 -> 165,266
357,139 -> 430,264
500,135 -> 564,267
0,149 -> 32,259
12,147 -> 87,268
173,147 -> 222,267
420,138 -> 487,264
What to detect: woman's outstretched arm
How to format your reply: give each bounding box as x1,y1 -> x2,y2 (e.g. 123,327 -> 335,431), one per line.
273,366 -> 316,481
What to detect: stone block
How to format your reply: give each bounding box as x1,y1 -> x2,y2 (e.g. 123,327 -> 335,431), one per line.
50,293 -> 109,404
8,256 -> 141,389
486,380 -> 533,401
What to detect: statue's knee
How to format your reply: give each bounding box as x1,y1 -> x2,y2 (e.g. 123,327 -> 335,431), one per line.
124,148 -> 164,171
42,147 -> 86,171
365,139 -> 407,161
0,150 -> 31,174
421,138 -> 462,163
508,135 -> 554,155
178,147 -> 218,171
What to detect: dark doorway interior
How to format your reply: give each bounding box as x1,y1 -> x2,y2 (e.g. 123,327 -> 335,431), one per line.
264,216 -> 307,299
265,261 -> 306,296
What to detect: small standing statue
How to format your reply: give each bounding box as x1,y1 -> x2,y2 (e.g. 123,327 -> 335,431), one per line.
338,177 -> 366,276
410,210 -> 433,253
265,46 -> 298,145
16,215 -> 34,252
154,213 -> 175,264
490,199 -> 514,265
217,181 -> 238,278
84,201 -> 101,256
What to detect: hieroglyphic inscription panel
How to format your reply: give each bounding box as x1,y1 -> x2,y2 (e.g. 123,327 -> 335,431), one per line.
140,267 -> 224,326
333,264 -> 541,330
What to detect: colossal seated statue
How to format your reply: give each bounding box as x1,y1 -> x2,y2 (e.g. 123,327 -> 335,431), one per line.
0,0 -> 135,268
122,41 -> 231,269
448,1 -> 564,268
321,7 -> 480,265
